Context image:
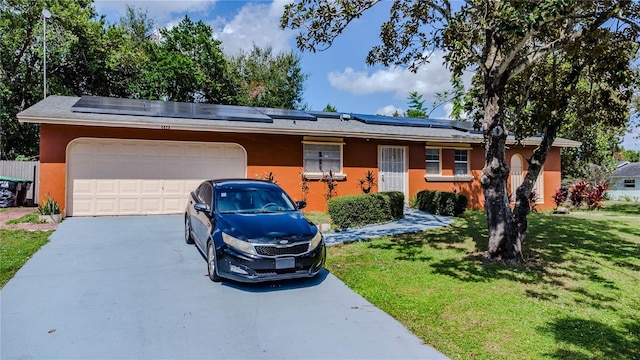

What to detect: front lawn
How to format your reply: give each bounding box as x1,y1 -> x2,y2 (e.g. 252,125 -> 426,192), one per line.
6,210 -> 45,224
0,229 -> 51,288
326,210 -> 640,359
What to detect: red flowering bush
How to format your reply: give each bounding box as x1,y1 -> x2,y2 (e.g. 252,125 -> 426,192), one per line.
569,181 -> 590,209
587,182 -> 608,210
553,187 -> 569,208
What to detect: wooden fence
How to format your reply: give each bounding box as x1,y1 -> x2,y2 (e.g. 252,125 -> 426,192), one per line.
0,160 -> 39,204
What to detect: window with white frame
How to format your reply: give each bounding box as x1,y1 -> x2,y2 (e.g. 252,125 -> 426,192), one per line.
454,149 -> 469,175
425,148 -> 440,174
303,143 -> 342,174
624,179 -> 636,188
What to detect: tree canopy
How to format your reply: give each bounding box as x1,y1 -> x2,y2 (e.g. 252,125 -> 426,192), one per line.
282,0 -> 640,260
0,3 -> 307,159
228,45 -> 307,109
406,91 -> 427,118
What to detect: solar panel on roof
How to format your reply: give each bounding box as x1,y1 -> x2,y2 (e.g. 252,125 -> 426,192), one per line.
200,104 -> 272,122
72,96 -> 151,116
72,96 -> 213,119
352,114 -> 473,132
253,107 -> 317,121
452,121 -> 481,133
352,114 -> 449,128
71,96 -> 273,123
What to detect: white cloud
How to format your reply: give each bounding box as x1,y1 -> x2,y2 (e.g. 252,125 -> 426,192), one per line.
328,51 -> 460,99
375,105 -> 404,116
211,1 -> 293,56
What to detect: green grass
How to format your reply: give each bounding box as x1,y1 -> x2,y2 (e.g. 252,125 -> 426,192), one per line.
326,210 -> 640,359
0,229 -> 52,288
6,210 -> 45,224
304,211 -> 332,225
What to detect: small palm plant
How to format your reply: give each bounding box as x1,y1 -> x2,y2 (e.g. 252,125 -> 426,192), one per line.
39,194 -> 61,215
38,194 -> 61,223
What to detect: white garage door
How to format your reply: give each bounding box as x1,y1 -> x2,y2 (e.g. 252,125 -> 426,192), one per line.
67,138 -> 246,216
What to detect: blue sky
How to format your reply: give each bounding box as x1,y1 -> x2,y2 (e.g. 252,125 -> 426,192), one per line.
93,0 -> 639,150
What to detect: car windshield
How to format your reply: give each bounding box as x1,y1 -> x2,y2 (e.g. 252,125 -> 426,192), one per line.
215,187 -> 297,214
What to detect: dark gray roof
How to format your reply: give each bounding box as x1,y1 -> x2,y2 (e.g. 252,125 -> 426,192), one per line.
18,96 -> 581,147
613,162 -> 640,177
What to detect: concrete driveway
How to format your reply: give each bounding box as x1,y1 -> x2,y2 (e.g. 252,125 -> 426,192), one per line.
1,215 -> 448,360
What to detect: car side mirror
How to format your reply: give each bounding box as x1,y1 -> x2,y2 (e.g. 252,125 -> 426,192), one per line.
194,202 -> 209,213
296,201 -> 307,210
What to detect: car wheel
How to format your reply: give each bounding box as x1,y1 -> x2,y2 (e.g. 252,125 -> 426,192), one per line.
207,241 -> 222,282
184,216 -> 194,244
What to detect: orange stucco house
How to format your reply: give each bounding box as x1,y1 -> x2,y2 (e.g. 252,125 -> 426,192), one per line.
18,96 -> 579,217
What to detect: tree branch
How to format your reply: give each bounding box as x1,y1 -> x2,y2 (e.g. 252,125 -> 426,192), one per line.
509,7 -> 619,78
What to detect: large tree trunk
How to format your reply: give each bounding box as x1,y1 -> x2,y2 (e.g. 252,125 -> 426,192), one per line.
481,70 -> 521,260
511,120 -> 560,251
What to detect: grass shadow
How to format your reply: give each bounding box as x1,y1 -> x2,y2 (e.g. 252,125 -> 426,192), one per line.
366,214 -> 478,261
539,316 -> 640,359
428,211 -> 639,309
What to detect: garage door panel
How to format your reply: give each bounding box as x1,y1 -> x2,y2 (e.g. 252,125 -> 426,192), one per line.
141,198 -> 162,214
96,180 -> 118,195
141,181 -> 163,194
226,147 -> 244,159
68,139 -> 246,216
119,180 -> 140,194
163,181 -> 184,194
119,159 -> 141,179
163,198 -> 184,213
95,199 -> 117,215
72,199 -> 94,216
118,198 -> 141,214
142,159 -> 164,179
95,158 -> 120,179
73,180 -> 95,195
96,141 -> 119,155
71,157 -> 94,178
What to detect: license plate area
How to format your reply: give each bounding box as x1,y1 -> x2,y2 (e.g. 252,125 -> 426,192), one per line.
275,257 -> 295,269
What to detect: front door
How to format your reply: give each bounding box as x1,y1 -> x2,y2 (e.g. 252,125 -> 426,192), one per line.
379,146 -> 408,199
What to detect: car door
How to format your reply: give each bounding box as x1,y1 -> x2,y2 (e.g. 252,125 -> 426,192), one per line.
192,182 -> 213,249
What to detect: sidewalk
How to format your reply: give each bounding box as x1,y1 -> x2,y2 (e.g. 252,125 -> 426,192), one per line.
323,208 -> 454,245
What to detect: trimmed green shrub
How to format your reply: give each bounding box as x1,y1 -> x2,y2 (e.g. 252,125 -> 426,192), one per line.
328,191 -> 404,229
414,190 -> 468,216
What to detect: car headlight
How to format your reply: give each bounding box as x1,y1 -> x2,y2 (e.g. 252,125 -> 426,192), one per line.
222,232 -> 257,255
309,228 -> 323,251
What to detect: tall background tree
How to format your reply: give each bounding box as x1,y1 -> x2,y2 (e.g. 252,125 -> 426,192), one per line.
0,0 -> 101,160
282,0 -> 640,261
406,91 -> 427,118
1,3 -> 308,159
228,45 -> 307,109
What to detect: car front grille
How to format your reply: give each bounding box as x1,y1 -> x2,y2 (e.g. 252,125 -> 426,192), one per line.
254,243 -> 309,257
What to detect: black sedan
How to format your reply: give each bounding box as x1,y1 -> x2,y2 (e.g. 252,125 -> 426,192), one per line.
184,179 -> 326,282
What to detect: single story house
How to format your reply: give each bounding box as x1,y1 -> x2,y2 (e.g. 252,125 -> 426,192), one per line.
608,161 -> 640,201
18,96 -> 580,216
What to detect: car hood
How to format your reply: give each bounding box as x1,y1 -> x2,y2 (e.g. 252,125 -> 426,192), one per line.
217,211 -> 317,244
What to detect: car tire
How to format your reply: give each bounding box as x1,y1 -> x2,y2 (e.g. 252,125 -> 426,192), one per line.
207,241 -> 222,282
184,215 -> 195,244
